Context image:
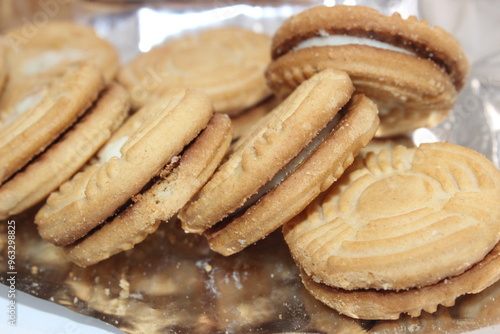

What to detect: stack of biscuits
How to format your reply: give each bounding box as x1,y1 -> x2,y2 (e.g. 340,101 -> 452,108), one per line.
0,4 -> 498,322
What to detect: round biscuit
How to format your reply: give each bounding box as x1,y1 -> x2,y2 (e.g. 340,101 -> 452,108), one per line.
270,5 -> 468,90
0,62 -> 104,184
118,27 -> 271,115
284,142 -> 500,291
178,69 -> 355,234
64,113 -> 232,267
35,88 -> 214,246
4,21 -> 119,84
0,83 -> 130,219
266,5 -> 469,137
206,94 -> 379,256
267,45 -> 456,137
299,242 -> 500,320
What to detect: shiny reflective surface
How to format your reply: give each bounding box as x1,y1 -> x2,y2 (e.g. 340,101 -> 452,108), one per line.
0,1 -> 499,333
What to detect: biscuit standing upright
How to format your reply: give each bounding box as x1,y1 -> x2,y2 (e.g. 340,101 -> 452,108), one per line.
266,5 -> 470,137
35,88 -> 233,267
179,69 -> 379,255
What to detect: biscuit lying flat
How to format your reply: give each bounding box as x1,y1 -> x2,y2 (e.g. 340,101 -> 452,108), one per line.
266,5 -> 469,137
179,69 -> 379,255
0,62 -> 104,185
36,89 -> 232,266
283,142 -> 500,319
3,21 -> 119,84
118,27 -> 271,115
0,83 -> 129,219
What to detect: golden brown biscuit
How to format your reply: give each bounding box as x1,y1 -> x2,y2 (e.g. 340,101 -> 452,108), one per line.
230,96 -> 279,140
0,83 -> 129,219
266,5 -> 469,137
0,62 -> 104,184
3,21 -> 119,84
0,37 -> 6,97
64,113 -> 232,267
118,27 -> 272,115
179,69 -> 379,255
284,142 -> 500,319
35,88 -> 215,247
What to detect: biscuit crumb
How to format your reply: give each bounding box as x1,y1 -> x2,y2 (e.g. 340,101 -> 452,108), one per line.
119,278 -> 130,299
30,266 -> 38,275
204,264 -> 213,273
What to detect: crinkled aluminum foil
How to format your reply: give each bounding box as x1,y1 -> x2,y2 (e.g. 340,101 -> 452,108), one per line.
0,0 -> 499,333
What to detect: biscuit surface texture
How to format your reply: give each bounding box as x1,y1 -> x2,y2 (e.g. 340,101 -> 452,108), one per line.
206,94 -> 379,255
65,113 -> 232,267
0,62 -> 104,184
118,27 -> 271,114
300,241 -> 500,320
35,88 -> 213,246
284,143 -> 500,291
4,21 -> 119,84
0,83 -> 130,219
178,69 -> 355,234
266,5 -> 469,137
0,38 -> 6,96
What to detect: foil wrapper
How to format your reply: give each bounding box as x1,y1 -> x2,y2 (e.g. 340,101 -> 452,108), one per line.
1,0 -> 499,333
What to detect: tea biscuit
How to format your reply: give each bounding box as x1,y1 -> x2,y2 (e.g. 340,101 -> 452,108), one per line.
4,21 -> 119,84
0,62 -> 104,184
64,113 -> 232,267
179,69 -> 379,255
266,5 -> 469,137
118,27 -> 271,115
0,83 -> 129,219
35,88 -> 215,247
284,142 -> 500,319
300,242 -> 500,320
230,97 -> 279,140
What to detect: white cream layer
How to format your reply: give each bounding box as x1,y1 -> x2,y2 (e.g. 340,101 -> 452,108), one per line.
293,34 -> 415,56
98,136 -> 129,164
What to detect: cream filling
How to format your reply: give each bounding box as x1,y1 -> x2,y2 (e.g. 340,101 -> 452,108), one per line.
226,111 -> 344,221
97,136 -> 129,164
293,34 -> 415,56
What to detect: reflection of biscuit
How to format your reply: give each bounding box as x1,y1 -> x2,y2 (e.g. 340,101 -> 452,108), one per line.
0,83 -> 129,219
4,21 -> 119,84
179,69 -> 379,255
0,62 -> 104,184
266,5 -> 469,137
64,113 -> 232,267
118,28 -> 271,115
284,143 -> 500,319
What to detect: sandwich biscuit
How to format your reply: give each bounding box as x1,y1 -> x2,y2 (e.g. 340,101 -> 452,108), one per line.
35,89 -> 232,266
179,69 -> 379,255
266,5 -> 469,137
0,83 -> 129,219
0,62 -> 104,184
283,142 -> 500,319
118,27 -> 272,115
